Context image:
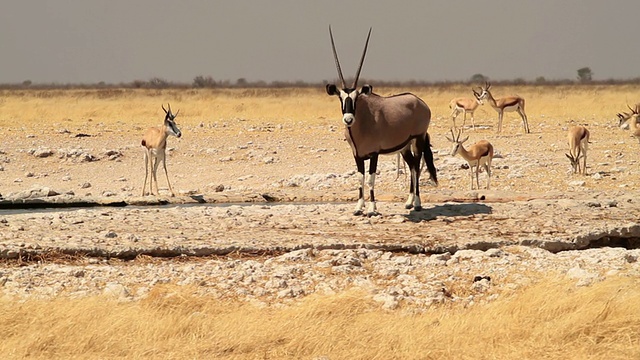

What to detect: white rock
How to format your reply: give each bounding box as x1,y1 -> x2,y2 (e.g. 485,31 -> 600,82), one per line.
373,293 -> 399,310
103,283 -> 129,299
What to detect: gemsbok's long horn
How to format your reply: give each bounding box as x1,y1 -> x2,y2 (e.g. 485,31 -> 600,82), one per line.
329,26 -> 346,89
353,27 -> 372,88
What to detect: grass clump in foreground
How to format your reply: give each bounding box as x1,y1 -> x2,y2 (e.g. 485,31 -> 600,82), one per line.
1,276 -> 639,359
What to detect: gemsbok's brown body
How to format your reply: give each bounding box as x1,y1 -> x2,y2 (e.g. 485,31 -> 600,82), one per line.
325,26 -> 437,216
446,128 -> 494,190
476,82 -> 529,133
141,104 -> 182,197
565,125 -> 590,175
449,89 -> 483,129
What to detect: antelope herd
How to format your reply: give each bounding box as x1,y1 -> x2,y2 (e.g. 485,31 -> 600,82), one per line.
132,27 -> 637,216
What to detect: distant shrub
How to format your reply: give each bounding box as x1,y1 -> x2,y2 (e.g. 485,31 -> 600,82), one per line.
147,77 -> 169,88
132,80 -> 145,89
577,67 -> 593,83
192,75 -> 217,88
470,73 -> 488,83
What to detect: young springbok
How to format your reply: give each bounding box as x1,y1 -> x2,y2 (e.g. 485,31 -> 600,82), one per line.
476,82 -> 529,134
326,26 -> 437,216
446,128 -> 494,190
449,88 -> 484,129
565,125 -> 590,175
141,104 -> 182,197
620,104 -> 640,143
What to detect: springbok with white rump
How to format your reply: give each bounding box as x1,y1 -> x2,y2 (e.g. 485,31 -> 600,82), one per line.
326,26 -> 437,216
141,104 -> 182,196
449,88 -> 484,129
476,82 -> 530,134
565,125 -> 590,175
446,128 -> 494,190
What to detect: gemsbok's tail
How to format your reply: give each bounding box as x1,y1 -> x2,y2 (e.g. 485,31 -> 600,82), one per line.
423,132 -> 438,186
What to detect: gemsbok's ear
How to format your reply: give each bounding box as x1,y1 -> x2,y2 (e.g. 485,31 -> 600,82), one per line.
565,153 -> 573,160
361,84 -> 373,95
460,135 -> 470,144
326,84 -> 339,96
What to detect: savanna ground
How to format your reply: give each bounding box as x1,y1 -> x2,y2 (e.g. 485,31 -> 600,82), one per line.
1,84 -> 640,359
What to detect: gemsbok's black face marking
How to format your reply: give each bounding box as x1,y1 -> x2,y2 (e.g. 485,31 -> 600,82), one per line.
326,85 -> 373,127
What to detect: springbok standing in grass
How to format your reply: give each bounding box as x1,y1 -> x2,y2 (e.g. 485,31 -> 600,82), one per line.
326,26 -> 437,216
565,125 -> 590,175
446,128 -> 494,190
141,104 -> 182,196
476,82 -> 530,134
620,104 -> 640,143
449,88 -> 484,129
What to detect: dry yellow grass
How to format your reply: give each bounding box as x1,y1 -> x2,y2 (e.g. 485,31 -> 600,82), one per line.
1,275 -> 639,359
2,84 -> 640,129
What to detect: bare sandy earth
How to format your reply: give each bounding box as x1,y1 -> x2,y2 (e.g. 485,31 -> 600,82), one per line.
1,115 -> 640,305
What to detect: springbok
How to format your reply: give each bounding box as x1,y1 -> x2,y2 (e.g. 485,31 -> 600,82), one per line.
617,103 -> 640,130
446,128 -> 494,190
565,125 -> 590,175
616,111 -> 632,129
476,82 -> 529,134
326,26 -> 437,216
616,103 -> 640,129
620,104 -> 640,143
141,104 -> 182,197
449,88 -> 484,129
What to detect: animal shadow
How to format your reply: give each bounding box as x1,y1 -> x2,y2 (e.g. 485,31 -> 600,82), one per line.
404,203 -> 492,222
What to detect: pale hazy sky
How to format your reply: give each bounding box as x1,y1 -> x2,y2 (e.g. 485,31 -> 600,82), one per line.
1,1 -> 639,84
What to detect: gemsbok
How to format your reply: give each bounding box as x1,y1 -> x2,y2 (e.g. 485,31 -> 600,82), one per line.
476,82 -> 530,134
141,104 -> 182,197
326,26 -> 437,216
449,88 -> 484,129
565,125 -> 590,175
620,104 -> 640,143
446,128 -> 494,190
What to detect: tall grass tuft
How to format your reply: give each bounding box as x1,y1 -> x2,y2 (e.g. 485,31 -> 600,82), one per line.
1,276 -> 639,359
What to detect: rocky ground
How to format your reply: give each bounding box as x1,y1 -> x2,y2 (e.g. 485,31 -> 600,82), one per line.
1,113 -> 640,307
